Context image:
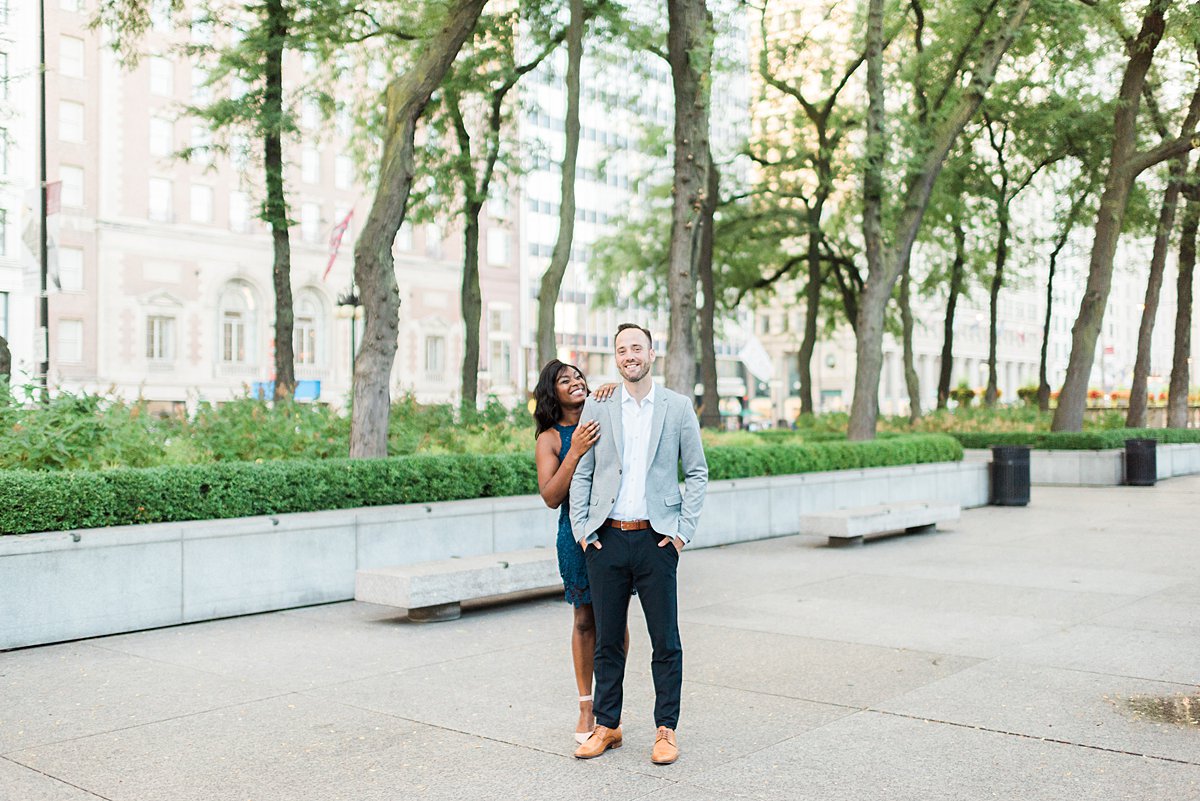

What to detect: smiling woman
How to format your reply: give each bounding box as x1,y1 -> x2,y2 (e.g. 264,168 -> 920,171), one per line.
531,359 -> 618,745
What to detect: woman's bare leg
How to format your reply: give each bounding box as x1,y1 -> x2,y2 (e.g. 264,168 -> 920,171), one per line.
572,604 -> 597,734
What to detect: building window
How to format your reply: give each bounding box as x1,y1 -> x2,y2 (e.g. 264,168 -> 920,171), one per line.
488,306 -> 513,335
148,178 -> 173,221
490,340 -> 511,384
219,282 -> 257,364
59,101 -> 84,142
488,185 -> 508,218
0,53 -> 8,101
189,125 -> 212,165
60,35 -> 85,78
149,117 -> 173,157
301,148 -> 320,184
0,128 -> 8,175
335,155 -> 352,190
146,315 -> 175,361
148,56 -> 173,96
191,63 -> 210,103
59,0 -> 80,13
293,294 -> 320,365
60,165 -> 84,207
190,184 -> 213,223
0,208 -> 6,257
425,335 -> 445,377
424,223 -> 443,259
394,221 -> 412,251
229,190 -> 249,232
301,202 -> 320,243
58,246 -> 83,290
0,291 -> 8,339
487,228 -> 509,266
58,319 -> 83,363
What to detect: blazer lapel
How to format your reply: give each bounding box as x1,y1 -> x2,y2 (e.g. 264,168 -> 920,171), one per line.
648,388 -> 668,461
610,393 -> 625,464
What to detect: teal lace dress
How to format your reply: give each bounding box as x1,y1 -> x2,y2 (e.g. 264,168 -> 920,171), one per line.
554,423 -> 591,607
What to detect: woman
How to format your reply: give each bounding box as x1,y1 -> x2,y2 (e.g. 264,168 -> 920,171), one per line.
534,360 -> 619,744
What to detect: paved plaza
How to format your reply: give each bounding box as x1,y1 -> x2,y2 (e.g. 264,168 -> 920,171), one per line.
2,478 -> 1199,800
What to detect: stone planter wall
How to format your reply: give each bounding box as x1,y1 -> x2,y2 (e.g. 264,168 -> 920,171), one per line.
963,443 -> 1200,487
1,460 -> 989,650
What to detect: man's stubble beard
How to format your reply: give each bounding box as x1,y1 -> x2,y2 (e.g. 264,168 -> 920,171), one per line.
620,362 -> 650,383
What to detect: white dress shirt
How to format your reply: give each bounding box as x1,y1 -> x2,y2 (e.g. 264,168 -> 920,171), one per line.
609,383 -> 656,521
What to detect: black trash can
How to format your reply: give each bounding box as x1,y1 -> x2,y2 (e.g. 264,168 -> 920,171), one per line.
991,445 -> 1031,506
1124,438 -> 1157,486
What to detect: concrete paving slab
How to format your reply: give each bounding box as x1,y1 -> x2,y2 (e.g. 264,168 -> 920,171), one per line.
874,658 -> 1200,764
682,591 -> 1065,658
87,597 -> 564,692
683,623 -> 980,708
0,643 -> 279,753
4,473 -> 1198,800
0,758 -> 103,800
7,694 -> 671,801
777,573 -> 1133,623
865,554 -> 1185,597
309,634 -> 851,776
1005,624 -> 1200,685
1088,593 -> 1200,636
672,711 -> 1200,801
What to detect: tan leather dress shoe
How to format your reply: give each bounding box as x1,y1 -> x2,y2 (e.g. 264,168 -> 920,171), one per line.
651,726 -> 678,764
574,725 -> 623,759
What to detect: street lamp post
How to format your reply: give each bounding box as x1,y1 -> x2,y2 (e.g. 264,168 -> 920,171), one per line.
335,287 -> 362,382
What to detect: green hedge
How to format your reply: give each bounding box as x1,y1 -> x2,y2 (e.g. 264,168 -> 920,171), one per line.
707,434 -> 961,480
951,428 -> 1200,451
0,434 -> 962,535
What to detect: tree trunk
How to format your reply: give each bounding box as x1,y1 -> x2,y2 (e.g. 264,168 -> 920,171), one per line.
848,0 -> 1031,440
797,206 -> 823,416
665,0 -> 713,396
1169,187 -> 1198,428
900,268 -> 922,421
536,0 -> 583,371
1128,87 -> 1200,427
350,0 -> 487,458
698,159 -> 721,427
852,0 -> 887,440
0,335 -> 10,382
1129,172 -> 1186,427
460,203 -> 483,414
1052,0 -> 1170,432
264,0 -> 294,402
985,207 -> 1008,406
937,220 -> 965,409
1037,191 -> 1085,412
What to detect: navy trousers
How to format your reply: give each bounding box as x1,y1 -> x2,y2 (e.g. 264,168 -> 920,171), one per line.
584,524 -> 682,729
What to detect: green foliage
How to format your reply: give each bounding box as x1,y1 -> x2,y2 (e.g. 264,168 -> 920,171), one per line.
950,428 -> 1200,451
0,454 -> 540,535
949,381 -> 975,407
0,434 -> 962,535
705,434 -> 962,481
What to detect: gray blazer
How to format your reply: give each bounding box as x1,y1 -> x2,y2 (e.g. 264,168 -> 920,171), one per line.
569,384 -> 708,544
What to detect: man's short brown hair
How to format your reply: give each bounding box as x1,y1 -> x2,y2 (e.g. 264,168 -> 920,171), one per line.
615,322 -> 653,348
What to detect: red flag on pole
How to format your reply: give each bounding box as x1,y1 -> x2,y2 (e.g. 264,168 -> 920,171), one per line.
45,181 -> 62,215
323,207 -> 354,281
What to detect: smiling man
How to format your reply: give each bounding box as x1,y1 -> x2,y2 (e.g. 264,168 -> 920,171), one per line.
569,322 -> 708,765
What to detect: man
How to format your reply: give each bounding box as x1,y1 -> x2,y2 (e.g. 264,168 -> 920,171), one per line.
569,322 -> 708,765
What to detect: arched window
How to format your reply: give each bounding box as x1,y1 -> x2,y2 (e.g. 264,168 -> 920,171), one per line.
293,290 -> 324,366
219,281 -> 258,364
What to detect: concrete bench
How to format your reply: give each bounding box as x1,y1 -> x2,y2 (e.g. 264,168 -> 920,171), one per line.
354,548 -> 561,622
801,501 -> 961,547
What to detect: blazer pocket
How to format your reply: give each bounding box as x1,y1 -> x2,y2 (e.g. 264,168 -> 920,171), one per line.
664,493 -> 682,507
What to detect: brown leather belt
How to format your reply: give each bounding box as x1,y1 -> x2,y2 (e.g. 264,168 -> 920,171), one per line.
605,518 -> 650,531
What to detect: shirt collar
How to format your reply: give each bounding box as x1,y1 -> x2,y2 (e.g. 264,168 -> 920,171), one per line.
621,382 -> 656,407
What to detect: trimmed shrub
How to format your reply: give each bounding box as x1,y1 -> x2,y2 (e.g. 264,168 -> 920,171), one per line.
706,434 -> 962,480
951,428 -> 1200,450
0,434 -> 962,535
